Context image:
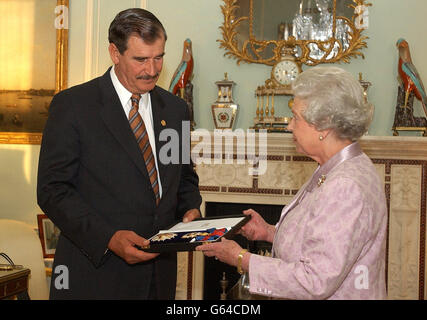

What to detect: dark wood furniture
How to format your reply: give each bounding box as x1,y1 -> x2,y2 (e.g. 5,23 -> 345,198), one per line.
0,268 -> 30,299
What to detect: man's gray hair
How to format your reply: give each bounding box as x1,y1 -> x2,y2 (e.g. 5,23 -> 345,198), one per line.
292,66 -> 373,141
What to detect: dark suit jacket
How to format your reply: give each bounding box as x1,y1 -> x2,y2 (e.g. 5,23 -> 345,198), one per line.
37,68 -> 202,299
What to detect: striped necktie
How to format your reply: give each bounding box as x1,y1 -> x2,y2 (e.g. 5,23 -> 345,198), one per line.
129,94 -> 160,206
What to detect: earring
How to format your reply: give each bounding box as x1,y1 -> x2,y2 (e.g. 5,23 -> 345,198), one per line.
319,135 -> 324,141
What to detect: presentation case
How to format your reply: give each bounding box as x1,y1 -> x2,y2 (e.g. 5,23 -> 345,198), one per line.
136,214 -> 251,253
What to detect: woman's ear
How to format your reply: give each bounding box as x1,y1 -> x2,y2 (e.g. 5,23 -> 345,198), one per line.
320,128 -> 333,140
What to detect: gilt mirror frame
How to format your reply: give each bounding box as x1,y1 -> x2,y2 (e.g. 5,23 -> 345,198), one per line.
218,0 -> 372,67
0,0 -> 68,145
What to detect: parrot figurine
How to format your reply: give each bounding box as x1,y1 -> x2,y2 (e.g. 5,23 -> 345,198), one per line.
168,38 -> 194,99
396,38 -> 427,117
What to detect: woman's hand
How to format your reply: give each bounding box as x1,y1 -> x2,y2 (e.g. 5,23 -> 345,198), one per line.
196,238 -> 242,267
240,209 -> 275,243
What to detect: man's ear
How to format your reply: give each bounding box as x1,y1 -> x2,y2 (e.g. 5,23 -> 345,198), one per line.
109,43 -> 120,65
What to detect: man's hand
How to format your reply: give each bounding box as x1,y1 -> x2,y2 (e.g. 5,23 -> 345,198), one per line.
182,208 -> 201,223
107,230 -> 159,264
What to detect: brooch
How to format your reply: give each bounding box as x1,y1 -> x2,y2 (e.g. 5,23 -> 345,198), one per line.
317,175 -> 326,187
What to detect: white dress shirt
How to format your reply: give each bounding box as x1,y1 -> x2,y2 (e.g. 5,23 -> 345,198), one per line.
110,66 -> 162,198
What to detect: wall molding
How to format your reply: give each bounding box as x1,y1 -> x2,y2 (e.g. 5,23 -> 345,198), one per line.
84,0 -> 94,82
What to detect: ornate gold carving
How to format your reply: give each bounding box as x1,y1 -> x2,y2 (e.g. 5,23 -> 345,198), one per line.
252,85 -> 291,131
218,0 -> 371,66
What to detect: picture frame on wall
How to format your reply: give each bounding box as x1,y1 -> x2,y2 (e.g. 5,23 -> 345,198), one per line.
0,0 -> 68,145
37,214 -> 60,258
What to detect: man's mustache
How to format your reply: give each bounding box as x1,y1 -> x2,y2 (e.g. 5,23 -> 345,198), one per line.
137,73 -> 159,80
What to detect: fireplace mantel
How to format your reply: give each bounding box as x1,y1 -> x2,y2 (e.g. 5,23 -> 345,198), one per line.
175,133 -> 427,300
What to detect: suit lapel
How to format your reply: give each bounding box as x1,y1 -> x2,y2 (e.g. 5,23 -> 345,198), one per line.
151,87 -> 172,196
98,68 -> 149,180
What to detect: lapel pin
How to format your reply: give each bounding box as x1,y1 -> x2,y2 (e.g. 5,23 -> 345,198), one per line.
161,120 -> 166,126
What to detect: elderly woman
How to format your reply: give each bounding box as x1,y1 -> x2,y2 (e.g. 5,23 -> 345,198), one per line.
196,66 -> 387,300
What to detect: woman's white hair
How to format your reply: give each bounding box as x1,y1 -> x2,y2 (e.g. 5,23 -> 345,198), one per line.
292,66 -> 373,141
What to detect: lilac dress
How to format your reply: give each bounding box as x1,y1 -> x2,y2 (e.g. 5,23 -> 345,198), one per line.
249,142 -> 388,299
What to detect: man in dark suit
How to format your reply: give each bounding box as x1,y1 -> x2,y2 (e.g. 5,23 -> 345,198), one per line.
37,8 -> 202,299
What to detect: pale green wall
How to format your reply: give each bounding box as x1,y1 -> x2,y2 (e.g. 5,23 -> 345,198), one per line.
1,0 -> 426,225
